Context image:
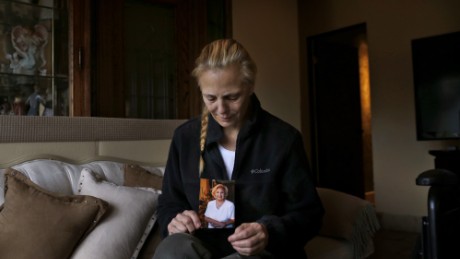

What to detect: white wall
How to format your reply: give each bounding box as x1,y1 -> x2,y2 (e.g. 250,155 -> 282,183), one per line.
232,0 -> 301,130
297,0 -> 460,231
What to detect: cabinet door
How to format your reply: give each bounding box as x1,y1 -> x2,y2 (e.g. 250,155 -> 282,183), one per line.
0,0 -> 69,116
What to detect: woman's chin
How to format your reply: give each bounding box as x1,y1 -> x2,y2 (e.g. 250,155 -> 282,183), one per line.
217,120 -> 234,128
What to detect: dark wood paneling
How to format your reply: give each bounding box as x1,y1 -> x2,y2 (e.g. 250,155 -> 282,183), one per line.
93,0 -> 125,117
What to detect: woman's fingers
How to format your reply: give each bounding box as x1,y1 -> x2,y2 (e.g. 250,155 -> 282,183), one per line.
228,223 -> 268,256
168,210 -> 202,234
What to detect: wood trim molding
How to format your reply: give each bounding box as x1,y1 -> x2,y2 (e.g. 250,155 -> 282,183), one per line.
0,116 -> 185,142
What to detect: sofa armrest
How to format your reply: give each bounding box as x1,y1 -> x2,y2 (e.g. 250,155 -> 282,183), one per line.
316,187 -> 380,258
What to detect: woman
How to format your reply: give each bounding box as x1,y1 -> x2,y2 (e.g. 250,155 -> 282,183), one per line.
154,39 -> 324,259
204,184 -> 235,229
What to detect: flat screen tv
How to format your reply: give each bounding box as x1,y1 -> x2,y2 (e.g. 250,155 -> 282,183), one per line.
412,31 -> 460,140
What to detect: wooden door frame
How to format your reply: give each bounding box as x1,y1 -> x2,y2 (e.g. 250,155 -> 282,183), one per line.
306,23 -> 369,198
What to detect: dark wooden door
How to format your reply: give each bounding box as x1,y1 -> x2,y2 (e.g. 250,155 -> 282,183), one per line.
309,37 -> 365,198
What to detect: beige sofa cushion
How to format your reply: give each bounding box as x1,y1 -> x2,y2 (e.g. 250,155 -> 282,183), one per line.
314,187 -> 380,258
0,169 -> 108,259
124,163 -> 163,190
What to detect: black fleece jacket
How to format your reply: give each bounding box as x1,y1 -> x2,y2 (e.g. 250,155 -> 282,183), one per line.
157,95 -> 324,258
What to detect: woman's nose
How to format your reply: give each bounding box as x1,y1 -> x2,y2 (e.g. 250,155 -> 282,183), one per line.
216,100 -> 228,114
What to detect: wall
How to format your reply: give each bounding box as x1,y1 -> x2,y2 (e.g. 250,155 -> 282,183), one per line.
232,0 -> 301,130
298,0 -> 460,231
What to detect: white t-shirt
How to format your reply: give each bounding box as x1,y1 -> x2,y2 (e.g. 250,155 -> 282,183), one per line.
218,144 -> 235,179
204,199 -> 235,228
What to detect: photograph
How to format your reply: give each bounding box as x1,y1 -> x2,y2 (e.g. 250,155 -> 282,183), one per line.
198,178 -> 235,229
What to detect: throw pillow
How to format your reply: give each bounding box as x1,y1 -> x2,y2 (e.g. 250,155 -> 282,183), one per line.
71,168 -> 160,259
123,164 -> 164,259
123,163 -> 163,190
0,168 -> 108,259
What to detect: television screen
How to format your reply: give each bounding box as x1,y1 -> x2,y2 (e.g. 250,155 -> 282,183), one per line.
412,31 -> 460,140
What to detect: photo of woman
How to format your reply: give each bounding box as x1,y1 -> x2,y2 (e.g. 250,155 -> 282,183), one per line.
204,183 -> 235,229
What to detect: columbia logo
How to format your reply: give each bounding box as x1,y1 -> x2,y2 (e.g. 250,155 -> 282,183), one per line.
250,168 -> 271,174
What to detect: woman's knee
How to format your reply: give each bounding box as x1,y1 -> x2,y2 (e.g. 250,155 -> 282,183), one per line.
153,233 -> 212,259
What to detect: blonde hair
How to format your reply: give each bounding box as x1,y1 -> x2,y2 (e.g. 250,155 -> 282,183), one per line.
199,106 -> 209,175
211,184 -> 228,198
192,39 -> 257,86
194,39 -> 257,176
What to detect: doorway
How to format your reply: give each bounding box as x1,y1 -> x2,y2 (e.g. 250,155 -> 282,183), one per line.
307,23 -> 373,200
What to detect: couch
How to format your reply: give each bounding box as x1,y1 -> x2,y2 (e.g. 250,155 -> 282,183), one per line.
0,156 -> 379,259
306,187 -> 380,258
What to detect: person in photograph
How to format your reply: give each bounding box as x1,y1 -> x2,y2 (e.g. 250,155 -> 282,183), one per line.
204,184 -> 235,229
154,39 -> 324,259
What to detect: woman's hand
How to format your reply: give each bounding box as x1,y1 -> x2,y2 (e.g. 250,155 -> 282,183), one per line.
167,210 -> 202,235
227,222 -> 269,256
